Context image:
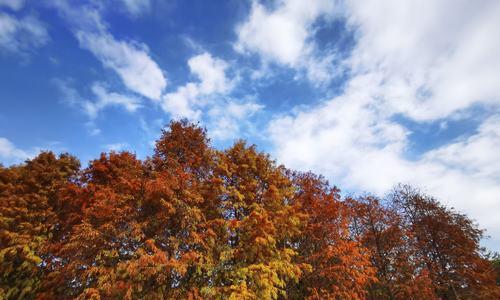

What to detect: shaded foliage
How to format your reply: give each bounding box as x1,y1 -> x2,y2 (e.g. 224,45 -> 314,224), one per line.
0,121 -> 498,299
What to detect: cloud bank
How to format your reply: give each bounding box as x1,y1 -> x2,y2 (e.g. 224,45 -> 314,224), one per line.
266,0 -> 500,247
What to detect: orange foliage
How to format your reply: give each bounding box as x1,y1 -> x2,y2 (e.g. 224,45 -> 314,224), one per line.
289,173 -> 376,299
0,121 -> 498,299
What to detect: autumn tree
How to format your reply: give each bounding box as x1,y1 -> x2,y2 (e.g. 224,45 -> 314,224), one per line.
205,141 -> 305,299
0,152 -> 80,299
145,119 -> 218,298
390,185 -> 500,299
39,151 -> 151,299
1,122 -> 499,299
42,120 -> 216,299
347,195 -> 437,300
288,173 -> 376,299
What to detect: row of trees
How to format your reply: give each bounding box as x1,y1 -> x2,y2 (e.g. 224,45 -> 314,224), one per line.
1,121 -> 499,299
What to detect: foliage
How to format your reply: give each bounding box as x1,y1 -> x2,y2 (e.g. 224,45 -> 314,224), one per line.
0,121 -> 498,299
0,152 -> 80,299
347,195 -> 437,299
289,173 -> 375,299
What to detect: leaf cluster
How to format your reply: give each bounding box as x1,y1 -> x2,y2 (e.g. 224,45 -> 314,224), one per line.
1,121 -> 498,299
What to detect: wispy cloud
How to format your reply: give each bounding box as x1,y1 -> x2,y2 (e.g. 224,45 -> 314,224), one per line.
84,83 -> 141,119
0,12 -> 48,55
161,51 -> 264,141
0,0 -> 25,11
0,137 -> 32,164
207,100 -> 263,141
118,0 -> 151,17
54,79 -> 141,120
103,142 -> 129,152
75,31 -> 166,100
52,1 -> 167,100
0,137 -> 70,166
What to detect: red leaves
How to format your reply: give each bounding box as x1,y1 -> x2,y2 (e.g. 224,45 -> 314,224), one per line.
289,173 -> 376,299
346,186 -> 500,299
1,122 -> 497,299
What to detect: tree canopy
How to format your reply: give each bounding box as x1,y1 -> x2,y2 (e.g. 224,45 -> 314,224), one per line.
1,121 -> 498,299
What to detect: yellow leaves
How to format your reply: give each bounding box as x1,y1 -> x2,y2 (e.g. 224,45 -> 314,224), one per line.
242,263 -> 290,299
234,189 -> 245,202
254,236 -> 267,245
2,121 -> 491,300
226,282 -> 255,300
159,198 -> 176,214
23,249 -> 42,265
95,249 -> 120,265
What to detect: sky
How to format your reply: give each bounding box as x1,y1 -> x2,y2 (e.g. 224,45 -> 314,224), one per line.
1,0 -> 500,250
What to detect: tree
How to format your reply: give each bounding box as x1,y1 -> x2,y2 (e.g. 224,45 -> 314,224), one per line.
42,121 -> 216,299
390,185 -> 500,299
1,122 -> 498,299
289,173 -> 376,299
206,141 -> 305,299
0,152 -> 80,299
40,151 -> 150,299
146,119 -> 217,298
347,195 -> 437,300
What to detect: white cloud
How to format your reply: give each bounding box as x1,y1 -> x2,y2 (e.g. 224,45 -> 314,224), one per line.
268,0 -> 500,249
0,138 -> 71,166
0,137 -> 32,165
208,101 -> 263,140
75,31 -> 166,100
161,52 -> 232,119
118,0 -> 151,16
268,73 -> 408,189
235,0 -> 333,65
85,121 -> 101,136
235,0 -> 338,82
0,0 -> 25,10
188,52 -> 231,94
55,78 -> 141,136
344,0 -> 500,120
84,83 -> 141,119
52,78 -> 82,106
423,117 -> 500,181
161,83 -> 202,120
53,1 -> 167,100
161,52 -> 263,140
103,142 -> 129,152
269,86 -> 500,248
0,13 -> 49,54
54,79 -> 141,119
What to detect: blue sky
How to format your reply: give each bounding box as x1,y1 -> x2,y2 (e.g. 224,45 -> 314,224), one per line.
1,0 -> 500,250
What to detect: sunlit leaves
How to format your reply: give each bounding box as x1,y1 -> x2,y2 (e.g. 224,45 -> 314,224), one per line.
0,121 -> 498,299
